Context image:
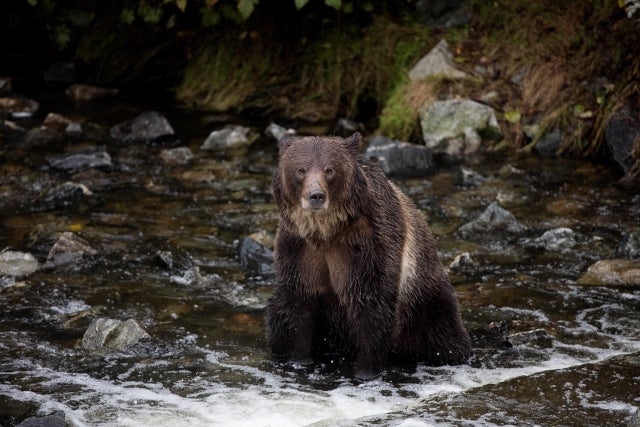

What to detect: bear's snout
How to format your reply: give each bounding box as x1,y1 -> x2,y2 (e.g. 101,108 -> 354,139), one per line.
301,172 -> 328,212
308,190 -> 326,210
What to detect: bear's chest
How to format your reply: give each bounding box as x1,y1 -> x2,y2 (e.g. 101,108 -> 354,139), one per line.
296,215 -> 374,298
299,243 -> 351,297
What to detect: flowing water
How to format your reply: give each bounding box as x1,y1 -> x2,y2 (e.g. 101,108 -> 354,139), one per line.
0,100 -> 639,426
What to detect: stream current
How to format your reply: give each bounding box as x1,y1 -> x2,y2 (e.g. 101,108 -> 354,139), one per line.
0,101 -> 639,426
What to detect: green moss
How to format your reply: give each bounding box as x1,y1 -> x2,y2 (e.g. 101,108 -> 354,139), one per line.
378,83 -> 418,141
377,79 -> 417,141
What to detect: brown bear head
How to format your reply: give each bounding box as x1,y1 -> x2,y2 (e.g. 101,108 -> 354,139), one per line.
272,133 -> 366,240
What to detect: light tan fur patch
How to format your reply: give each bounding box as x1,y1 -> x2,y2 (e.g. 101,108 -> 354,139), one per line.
391,183 -> 418,299
289,205 -> 349,241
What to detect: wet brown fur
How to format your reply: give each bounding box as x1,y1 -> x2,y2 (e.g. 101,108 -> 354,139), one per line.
266,133 -> 472,378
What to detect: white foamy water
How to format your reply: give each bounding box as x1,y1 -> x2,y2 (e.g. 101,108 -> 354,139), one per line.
2,337 -> 638,427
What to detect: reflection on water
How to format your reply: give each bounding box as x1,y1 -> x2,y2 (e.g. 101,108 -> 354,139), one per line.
0,104 -> 639,426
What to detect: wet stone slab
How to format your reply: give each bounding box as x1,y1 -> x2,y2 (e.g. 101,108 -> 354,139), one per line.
358,352 -> 640,426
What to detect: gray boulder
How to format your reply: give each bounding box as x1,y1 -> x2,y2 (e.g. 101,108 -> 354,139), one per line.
420,99 -> 502,160
523,227 -> 577,252
35,182 -> 94,212
409,39 -> 467,81
365,135 -> 433,176
239,231 -> 275,277
110,111 -> 175,143
605,103 -> 640,189
45,231 -> 98,269
81,318 -> 150,351
46,147 -> 112,172
459,201 -> 525,238
0,251 -> 39,277
201,125 -> 258,151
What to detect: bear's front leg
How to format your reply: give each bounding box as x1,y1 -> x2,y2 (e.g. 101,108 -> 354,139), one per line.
266,285 -> 316,365
347,273 -> 397,380
267,229 -> 322,364
350,310 -> 392,379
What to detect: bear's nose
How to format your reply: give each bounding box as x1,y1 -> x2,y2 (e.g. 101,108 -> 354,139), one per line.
308,191 -> 326,209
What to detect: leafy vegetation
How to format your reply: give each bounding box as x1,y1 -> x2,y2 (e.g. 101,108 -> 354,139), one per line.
4,0 -> 640,159
19,0 -> 400,49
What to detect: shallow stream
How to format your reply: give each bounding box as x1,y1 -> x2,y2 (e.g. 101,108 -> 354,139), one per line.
1,99 -> 639,426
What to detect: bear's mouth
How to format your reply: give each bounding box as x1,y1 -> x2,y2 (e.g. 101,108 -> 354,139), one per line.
301,199 -> 328,213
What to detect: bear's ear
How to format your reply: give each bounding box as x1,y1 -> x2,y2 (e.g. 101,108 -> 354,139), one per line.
278,135 -> 295,156
343,132 -> 363,156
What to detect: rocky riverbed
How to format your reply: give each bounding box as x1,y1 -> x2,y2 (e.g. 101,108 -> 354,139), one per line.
1,86 -> 639,426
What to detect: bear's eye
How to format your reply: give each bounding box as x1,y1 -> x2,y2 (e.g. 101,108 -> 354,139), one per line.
296,167 -> 306,175
325,167 -> 334,175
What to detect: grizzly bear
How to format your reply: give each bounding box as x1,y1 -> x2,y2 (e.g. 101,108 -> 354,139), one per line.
266,133 -> 471,379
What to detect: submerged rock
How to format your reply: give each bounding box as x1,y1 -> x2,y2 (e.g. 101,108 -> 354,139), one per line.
366,352 -> 640,426
154,249 -> 193,271
239,231 -> 275,277
617,230 -> 640,258
160,146 -> 194,165
110,111 -> 176,144
459,201 -> 525,238
577,259 -> 640,286
0,251 -> 39,277
45,231 -> 97,269
16,411 -> 65,427
458,167 -> 486,187
81,318 -> 150,351
46,147 -> 112,172
522,227 -> 577,252
23,125 -> 64,147
35,182 -> 94,212
470,320 -> 513,350
508,329 -> 554,349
